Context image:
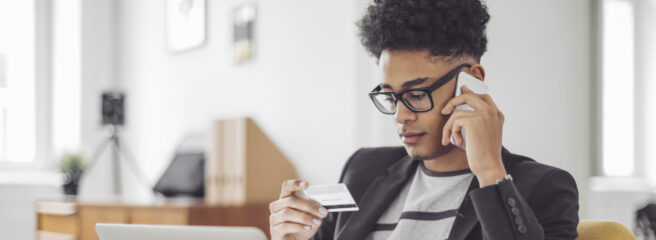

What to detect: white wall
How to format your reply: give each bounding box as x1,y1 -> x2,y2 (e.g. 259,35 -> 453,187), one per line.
78,0 -> 121,197
111,0 -> 360,199
0,178 -> 60,240
636,0 -> 656,185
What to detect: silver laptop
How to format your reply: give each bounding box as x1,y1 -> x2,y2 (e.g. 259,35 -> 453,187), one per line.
96,223 -> 268,240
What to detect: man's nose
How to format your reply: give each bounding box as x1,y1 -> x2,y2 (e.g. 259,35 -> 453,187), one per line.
394,100 -> 417,124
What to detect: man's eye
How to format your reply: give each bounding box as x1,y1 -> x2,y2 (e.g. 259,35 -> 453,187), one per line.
384,96 -> 394,103
408,93 -> 426,100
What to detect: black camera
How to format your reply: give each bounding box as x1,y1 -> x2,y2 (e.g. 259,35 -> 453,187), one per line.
102,92 -> 125,125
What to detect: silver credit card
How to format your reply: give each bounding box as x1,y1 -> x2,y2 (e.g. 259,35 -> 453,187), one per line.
299,183 -> 359,212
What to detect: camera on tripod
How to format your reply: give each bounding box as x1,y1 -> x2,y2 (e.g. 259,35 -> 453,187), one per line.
102,92 -> 125,126
80,91 -> 149,195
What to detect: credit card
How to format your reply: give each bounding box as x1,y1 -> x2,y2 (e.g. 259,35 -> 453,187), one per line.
298,183 -> 359,212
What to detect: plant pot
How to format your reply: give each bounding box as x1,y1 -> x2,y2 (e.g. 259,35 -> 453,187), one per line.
62,176 -> 80,195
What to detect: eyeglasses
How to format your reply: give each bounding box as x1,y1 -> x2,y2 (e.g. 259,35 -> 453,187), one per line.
368,64 -> 471,115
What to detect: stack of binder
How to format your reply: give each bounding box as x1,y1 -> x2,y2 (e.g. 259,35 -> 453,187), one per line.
205,117 -> 297,205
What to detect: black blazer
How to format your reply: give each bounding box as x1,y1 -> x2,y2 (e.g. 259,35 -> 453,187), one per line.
311,147 -> 579,240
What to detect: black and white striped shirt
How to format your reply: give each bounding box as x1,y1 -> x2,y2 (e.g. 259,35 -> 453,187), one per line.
365,161 -> 474,240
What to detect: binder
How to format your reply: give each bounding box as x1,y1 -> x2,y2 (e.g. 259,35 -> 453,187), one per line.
206,117 -> 297,205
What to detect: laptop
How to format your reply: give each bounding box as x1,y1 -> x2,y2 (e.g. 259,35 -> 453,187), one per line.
96,223 -> 268,240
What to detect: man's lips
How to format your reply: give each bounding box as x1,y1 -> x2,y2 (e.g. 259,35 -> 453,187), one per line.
400,132 -> 426,144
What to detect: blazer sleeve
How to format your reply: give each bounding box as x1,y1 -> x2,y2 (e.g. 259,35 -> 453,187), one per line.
312,212 -> 338,240
310,148 -> 363,240
469,169 -> 579,240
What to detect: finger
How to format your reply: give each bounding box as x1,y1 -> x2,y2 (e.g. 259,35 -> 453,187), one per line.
271,222 -> 314,237
478,94 -> 500,111
461,85 -> 473,93
441,92 -> 488,114
269,208 -> 323,227
451,121 -> 464,146
442,121 -> 451,146
279,179 -> 308,199
442,110 -> 475,145
269,195 -> 327,218
475,93 -> 505,122
461,85 -> 500,113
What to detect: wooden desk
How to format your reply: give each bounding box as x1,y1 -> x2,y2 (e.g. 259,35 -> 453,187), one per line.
36,198 -> 270,240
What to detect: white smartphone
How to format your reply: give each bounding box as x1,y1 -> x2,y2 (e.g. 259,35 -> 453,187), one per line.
449,72 -> 488,149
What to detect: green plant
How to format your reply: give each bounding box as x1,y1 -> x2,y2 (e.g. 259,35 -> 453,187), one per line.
60,153 -> 85,195
60,153 -> 85,178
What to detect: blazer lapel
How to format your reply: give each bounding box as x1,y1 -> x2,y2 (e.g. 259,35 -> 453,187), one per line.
335,155 -> 417,240
447,177 -> 480,240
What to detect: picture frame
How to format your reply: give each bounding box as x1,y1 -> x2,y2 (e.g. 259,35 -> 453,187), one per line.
166,0 -> 206,53
233,4 -> 256,63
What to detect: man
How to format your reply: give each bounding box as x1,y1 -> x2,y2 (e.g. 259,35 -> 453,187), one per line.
269,0 -> 579,239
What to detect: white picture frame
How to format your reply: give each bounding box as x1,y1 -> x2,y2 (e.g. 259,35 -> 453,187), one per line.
166,0 -> 206,53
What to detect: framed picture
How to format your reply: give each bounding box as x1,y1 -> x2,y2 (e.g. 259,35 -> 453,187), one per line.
233,4 -> 256,63
166,0 -> 206,53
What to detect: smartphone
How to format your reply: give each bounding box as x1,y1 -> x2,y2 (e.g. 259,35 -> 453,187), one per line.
449,72 -> 488,149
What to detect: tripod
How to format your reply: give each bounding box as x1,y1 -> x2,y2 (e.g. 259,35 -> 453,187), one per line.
82,125 -> 150,195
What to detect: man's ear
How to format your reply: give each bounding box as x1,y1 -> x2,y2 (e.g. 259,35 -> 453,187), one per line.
467,64 -> 486,81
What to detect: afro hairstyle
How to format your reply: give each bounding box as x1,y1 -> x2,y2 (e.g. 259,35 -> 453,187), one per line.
357,0 -> 490,62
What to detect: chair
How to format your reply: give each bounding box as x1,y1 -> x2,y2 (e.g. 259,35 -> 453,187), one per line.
577,221 -> 636,240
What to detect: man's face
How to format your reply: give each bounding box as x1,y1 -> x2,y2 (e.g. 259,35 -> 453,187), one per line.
378,50 -> 474,160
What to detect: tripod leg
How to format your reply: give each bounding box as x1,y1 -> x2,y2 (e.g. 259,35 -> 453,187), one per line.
80,137 -> 113,182
111,136 -> 121,195
115,135 -> 151,190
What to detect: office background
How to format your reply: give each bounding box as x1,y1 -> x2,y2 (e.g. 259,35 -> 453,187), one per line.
0,0 -> 655,239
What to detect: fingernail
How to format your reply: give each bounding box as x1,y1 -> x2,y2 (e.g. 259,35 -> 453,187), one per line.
441,106 -> 450,114
313,218 -> 321,225
319,207 -> 327,215
304,225 -> 311,231
299,181 -> 306,187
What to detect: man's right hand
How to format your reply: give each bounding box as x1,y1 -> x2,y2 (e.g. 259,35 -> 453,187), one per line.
269,179 -> 328,240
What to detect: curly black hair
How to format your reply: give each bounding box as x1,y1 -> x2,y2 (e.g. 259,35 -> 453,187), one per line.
357,0 -> 490,62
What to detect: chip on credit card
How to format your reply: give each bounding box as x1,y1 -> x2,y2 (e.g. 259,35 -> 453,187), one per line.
298,183 -> 359,212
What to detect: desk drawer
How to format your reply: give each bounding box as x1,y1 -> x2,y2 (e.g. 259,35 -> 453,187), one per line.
38,213 -> 79,234
36,230 -> 76,240
78,206 -> 129,240
131,207 -> 188,225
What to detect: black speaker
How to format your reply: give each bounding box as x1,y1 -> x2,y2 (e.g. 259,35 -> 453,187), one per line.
102,92 -> 124,125
153,152 -> 205,197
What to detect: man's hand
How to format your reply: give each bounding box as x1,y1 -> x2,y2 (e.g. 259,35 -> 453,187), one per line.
269,179 -> 328,240
440,85 -> 506,187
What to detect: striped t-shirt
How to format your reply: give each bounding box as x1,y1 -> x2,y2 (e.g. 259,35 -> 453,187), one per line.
364,161 -> 474,240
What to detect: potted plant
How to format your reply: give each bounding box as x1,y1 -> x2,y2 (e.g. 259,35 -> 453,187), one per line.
60,153 -> 85,195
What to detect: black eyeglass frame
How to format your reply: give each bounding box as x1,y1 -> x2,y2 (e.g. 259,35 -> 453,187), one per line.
368,63 -> 472,115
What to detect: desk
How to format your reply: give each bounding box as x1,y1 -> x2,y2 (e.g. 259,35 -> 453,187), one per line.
36,198 -> 270,240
